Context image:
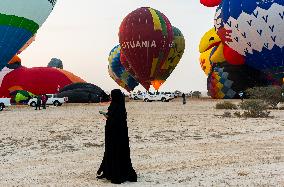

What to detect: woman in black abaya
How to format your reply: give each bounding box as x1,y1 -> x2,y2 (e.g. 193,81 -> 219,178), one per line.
97,89 -> 137,184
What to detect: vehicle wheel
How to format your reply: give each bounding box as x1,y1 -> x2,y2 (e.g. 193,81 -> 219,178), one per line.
161,98 -> 166,102
0,103 -> 4,111
30,102 -> 36,107
53,101 -> 60,106
144,99 -> 149,102
134,96 -> 138,100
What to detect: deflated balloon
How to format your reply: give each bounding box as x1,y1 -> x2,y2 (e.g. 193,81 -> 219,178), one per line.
0,0 -> 57,70
108,45 -> 139,91
152,26 -> 185,90
119,7 -> 174,90
10,90 -> 34,103
0,66 -> 85,97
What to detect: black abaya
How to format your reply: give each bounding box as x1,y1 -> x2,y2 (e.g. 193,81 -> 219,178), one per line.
97,89 -> 137,184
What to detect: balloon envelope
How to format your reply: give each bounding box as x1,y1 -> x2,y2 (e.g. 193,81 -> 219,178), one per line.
119,7 -> 174,90
214,1 -> 284,79
0,0 -> 57,70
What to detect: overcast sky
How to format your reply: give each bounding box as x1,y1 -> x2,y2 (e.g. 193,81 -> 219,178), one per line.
20,0 -> 216,92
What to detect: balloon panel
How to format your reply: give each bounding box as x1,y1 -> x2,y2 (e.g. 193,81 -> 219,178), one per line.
208,63 -> 272,99
0,0 -> 56,70
153,26 -> 185,90
214,1 -> 284,78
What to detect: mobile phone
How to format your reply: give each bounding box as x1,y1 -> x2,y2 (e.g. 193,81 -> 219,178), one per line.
99,111 -> 106,115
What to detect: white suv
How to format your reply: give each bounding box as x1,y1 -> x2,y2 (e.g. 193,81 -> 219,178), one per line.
28,94 -> 68,107
143,92 -> 173,102
0,98 -> 11,111
130,92 -> 145,100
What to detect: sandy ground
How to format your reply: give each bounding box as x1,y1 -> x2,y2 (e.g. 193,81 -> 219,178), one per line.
0,99 -> 283,186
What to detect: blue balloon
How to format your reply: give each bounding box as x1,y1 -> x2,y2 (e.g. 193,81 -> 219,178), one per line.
215,0 -> 284,79
108,45 -> 139,91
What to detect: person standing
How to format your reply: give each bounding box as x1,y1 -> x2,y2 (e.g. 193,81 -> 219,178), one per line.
182,93 -> 186,105
35,95 -> 41,110
97,89 -> 137,184
41,94 -> 48,109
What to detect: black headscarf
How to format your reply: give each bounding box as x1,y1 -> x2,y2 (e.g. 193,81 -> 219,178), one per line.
107,89 -> 126,119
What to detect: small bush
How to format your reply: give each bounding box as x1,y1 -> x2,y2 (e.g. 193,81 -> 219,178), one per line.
222,111 -> 232,118
216,101 -> 238,110
234,111 -> 242,118
246,86 -> 282,109
239,100 -> 270,118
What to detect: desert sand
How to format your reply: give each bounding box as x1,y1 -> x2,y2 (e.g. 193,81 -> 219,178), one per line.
0,99 -> 283,186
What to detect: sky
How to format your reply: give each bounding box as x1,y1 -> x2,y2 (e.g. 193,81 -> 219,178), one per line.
20,0 -> 216,93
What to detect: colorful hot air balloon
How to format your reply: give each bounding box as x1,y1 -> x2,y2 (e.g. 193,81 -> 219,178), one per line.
199,27 -> 278,99
0,0 -> 57,70
108,45 -> 139,91
119,7 -> 174,90
151,26 -> 185,90
208,0 -> 284,80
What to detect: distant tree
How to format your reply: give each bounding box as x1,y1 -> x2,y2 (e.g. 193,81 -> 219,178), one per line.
192,91 -> 201,98
48,58 -> 63,69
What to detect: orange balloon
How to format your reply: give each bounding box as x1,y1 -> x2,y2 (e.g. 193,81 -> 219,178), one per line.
151,80 -> 165,90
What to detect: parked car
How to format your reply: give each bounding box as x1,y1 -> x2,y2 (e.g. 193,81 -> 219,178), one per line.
0,98 -> 11,111
161,92 -> 175,99
129,92 -> 145,100
143,92 -> 174,102
28,94 -> 68,107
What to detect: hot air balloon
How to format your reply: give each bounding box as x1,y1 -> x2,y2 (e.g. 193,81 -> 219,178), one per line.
203,0 -> 284,80
151,26 -> 185,90
0,66 -> 85,97
0,0 -> 57,70
199,28 -> 277,99
119,7 -> 174,90
108,45 -> 139,91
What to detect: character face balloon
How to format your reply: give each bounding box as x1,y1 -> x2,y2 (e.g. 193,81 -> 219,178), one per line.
0,0 -> 57,70
119,7 -> 174,90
